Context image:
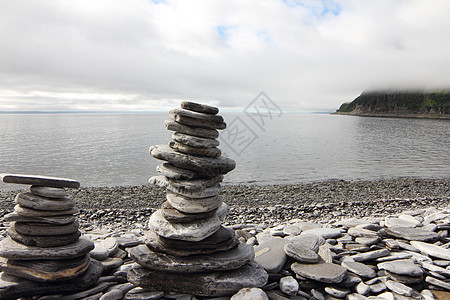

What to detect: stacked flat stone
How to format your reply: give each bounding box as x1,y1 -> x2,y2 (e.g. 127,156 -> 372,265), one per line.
127,101 -> 268,297
0,174 -> 99,298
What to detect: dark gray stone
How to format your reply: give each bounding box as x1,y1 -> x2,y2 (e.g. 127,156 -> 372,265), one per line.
13,220 -> 79,236
160,201 -> 217,223
284,242 -> 319,263
166,191 -> 222,213
7,226 -> 81,247
169,109 -> 226,130
30,186 -> 66,198
14,205 -> 80,217
254,237 -> 288,273
4,212 -> 76,225
15,193 -> 75,211
0,173 -> 80,189
350,249 -> 390,262
181,101 -> 219,115
172,132 -> 219,148
385,226 -> 439,242
169,140 -> 221,158
150,176 -> 221,198
156,163 -> 199,180
165,120 -> 219,139
341,260 -> 376,278
377,259 -> 423,276
291,261 -> 347,283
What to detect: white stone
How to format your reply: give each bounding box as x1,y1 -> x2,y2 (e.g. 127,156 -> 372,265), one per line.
279,276 -> 299,296
230,288 -> 268,300
410,241 -> 450,260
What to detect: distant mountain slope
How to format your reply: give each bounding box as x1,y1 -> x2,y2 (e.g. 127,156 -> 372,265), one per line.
335,90 -> 450,118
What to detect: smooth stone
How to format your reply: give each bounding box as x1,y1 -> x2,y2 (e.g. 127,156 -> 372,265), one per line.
148,210 -> 220,242
155,179 -> 221,198
130,243 -> 254,272
318,243 -> 334,263
7,226 -> 81,247
0,260 -> 103,299
341,260 -> 376,278
254,237 -> 288,273
0,255 -> 89,282
346,293 -> 368,300
13,220 -> 79,236
0,237 -> 94,260
384,270 -> 423,284
347,227 -> 379,238
145,226 -> 239,257
150,145 -> 235,175
15,192 -> 75,211
354,236 -> 381,245
181,101 -> 219,115
0,173 -> 80,189
173,132 -> 220,148
301,228 -> 343,239
283,225 -> 302,236
324,286 -> 350,298
166,191 -> 222,213
230,288 -> 268,300
355,281 -> 371,295
398,214 -> 422,226
421,261 -> 450,277
384,217 -> 416,228
291,262 -> 347,283
169,108 -> 226,129
14,205 -> 80,217
161,201 -> 218,223
156,163 -> 199,180
377,259 -> 423,276
125,287 -> 164,300
345,243 -> 370,252
279,276 -> 299,296
30,186 -> 66,198
425,276 -> 450,291
4,212 -> 76,225
101,237 -> 119,256
166,174 -> 223,190
369,282 -> 386,293
169,140 -> 222,158
385,280 -> 413,297
385,226 -> 439,242
91,243 -> 110,261
99,257 -> 124,270
350,249 -> 391,262
127,261 -> 268,297
165,119 -> 219,139
287,234 -> 325,252
284,242 -> 319,263
374,253 -> 413,263
410,241 -> 450,260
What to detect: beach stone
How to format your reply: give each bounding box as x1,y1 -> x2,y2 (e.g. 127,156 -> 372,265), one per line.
91,242 -> 110,261
283,225 -> 302,236
425,276 -> 450,291
160,201 -> 217,223
13,220 -> 79,236
384,217 -> 417,228
99,257 -> 124,270
125,287 -> 164,300
156,163 -> 199,180
345,243 -> 370,252
15,192 -> 75,211
384,270 -> 423,284
385,280 -> 413,297
130,243 -> 253,272
4,211 -> 76,225
173,132 -> 220,148
0,255 -> 89,282
384,226 -> 439,242
346,293 -> 367,300
350,249 -> 390,262
398,214 -> 422,226
148,209 -> 220,242
30,186 -> 66,198
169,108 -> 226,130
0,237 -> 94,260
279,276 -> 299,296
318,243 -> 334,263
291,262 -> 347,283
230,287 -> 268,300
254,237 -> 288,273
166,191 -> 222,213
14,204 -> 80,217
150,145 -> 235,176
7,226 -> 81,247
347,227 -> 379,238
377,259 -> 423,277
169,140 -> 221,158
369,282 -> 387,293
421,261 -> 450,277
324,286 -> 350,298
146,226 -> 239,256
284,242 -> 319,263
181,101 -> 219,115
410,241 -> 450,260
341,260 -> 376,278
166,174 -> 223,190
354,236 -> 381,245
166,183 -> 221,198
287,234 -> 324,252
301,228 -> 343,239
165,119 -> 219,139
101,237 -> 119,256
0,173 -> 80,189
355,281 -> 371,295
128,261 -> 267,297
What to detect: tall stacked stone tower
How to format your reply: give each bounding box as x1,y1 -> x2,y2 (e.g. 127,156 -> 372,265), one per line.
128,101 -> 268,296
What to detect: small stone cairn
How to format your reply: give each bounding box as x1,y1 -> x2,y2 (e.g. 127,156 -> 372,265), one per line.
0,174 -> 101,299
127,101 -> 268,296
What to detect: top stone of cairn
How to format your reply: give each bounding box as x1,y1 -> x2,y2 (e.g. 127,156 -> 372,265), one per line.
0,173 -> 80,189
181,101 -> 219,115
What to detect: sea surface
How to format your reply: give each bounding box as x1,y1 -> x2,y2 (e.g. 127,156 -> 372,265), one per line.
0,112 -> 448,189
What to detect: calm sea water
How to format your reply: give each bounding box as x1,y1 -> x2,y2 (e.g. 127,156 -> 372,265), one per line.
0,113 -> 448,189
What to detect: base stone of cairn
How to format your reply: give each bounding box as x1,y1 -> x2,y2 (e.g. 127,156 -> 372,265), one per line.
0,174 -> 100,299
127,102 -> 268,297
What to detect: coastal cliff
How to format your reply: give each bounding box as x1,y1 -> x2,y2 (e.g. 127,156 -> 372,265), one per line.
335,90 -> 450,119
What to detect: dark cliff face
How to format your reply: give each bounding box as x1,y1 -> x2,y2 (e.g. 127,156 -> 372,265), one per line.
337,90 -> 450,115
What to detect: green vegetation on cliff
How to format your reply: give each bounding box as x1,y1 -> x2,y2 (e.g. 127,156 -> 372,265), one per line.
337,90 -> 449,117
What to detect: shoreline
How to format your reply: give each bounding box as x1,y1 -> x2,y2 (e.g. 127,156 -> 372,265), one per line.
332,111 -> 450,120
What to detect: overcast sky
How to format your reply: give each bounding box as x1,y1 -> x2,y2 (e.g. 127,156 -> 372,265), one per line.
1,0 -> 449,112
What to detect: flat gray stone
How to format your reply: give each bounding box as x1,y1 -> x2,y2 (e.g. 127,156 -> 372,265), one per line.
13,220 -> 79,236
14,205 -> 80,217
169,140 -> 221,158
156,163 -> 199,180
347,227 -> 379,238
169,108 -> 226,130
161,201 -> 217,223
377,259 -> 423,276
410,241 -> 450,260
287,234 -> 324,252
148,209 -> 220,242
4,212 -> 76,225
173,132 -> 219,148
150,145 -> 235,175
30,186 -> 66,198
0,173 -> 80,189
341,260 -> 376,278
385,226 -> 439,242
0,255 -> 89,282
125,287 -> 164,300
385,280 -> 413,297
384,270 -> 423,284
181,101 -> 219,115
90,242 -> 109,261
7,226 -> 81,247
291,261 -> 347,283
150,176 -> 220,198
166,191 -> 222,213
15,193 -> 75,211
350,249 -> 390,262
279,276 -> 299,296
324,286 -> 350,298
425,276 -> 450,291
385,217 -> 417,228
284,242 -> 319,263
130,243 -> 254,272
231,288 -> 268,300
301,228 -> 343,239
254,237 -> 288,273
0,237 -> 94,260
165,120 -> 219,139
166,175 -> 223,190
127,261 -> 268,297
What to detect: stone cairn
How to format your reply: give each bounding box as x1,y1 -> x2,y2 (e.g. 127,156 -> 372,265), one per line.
0,174 -> 101,299
127,101 -> 268,296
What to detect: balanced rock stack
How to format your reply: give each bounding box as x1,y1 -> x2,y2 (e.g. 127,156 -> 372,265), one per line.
0,174 -> 100,299
127,101 -> 268,297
